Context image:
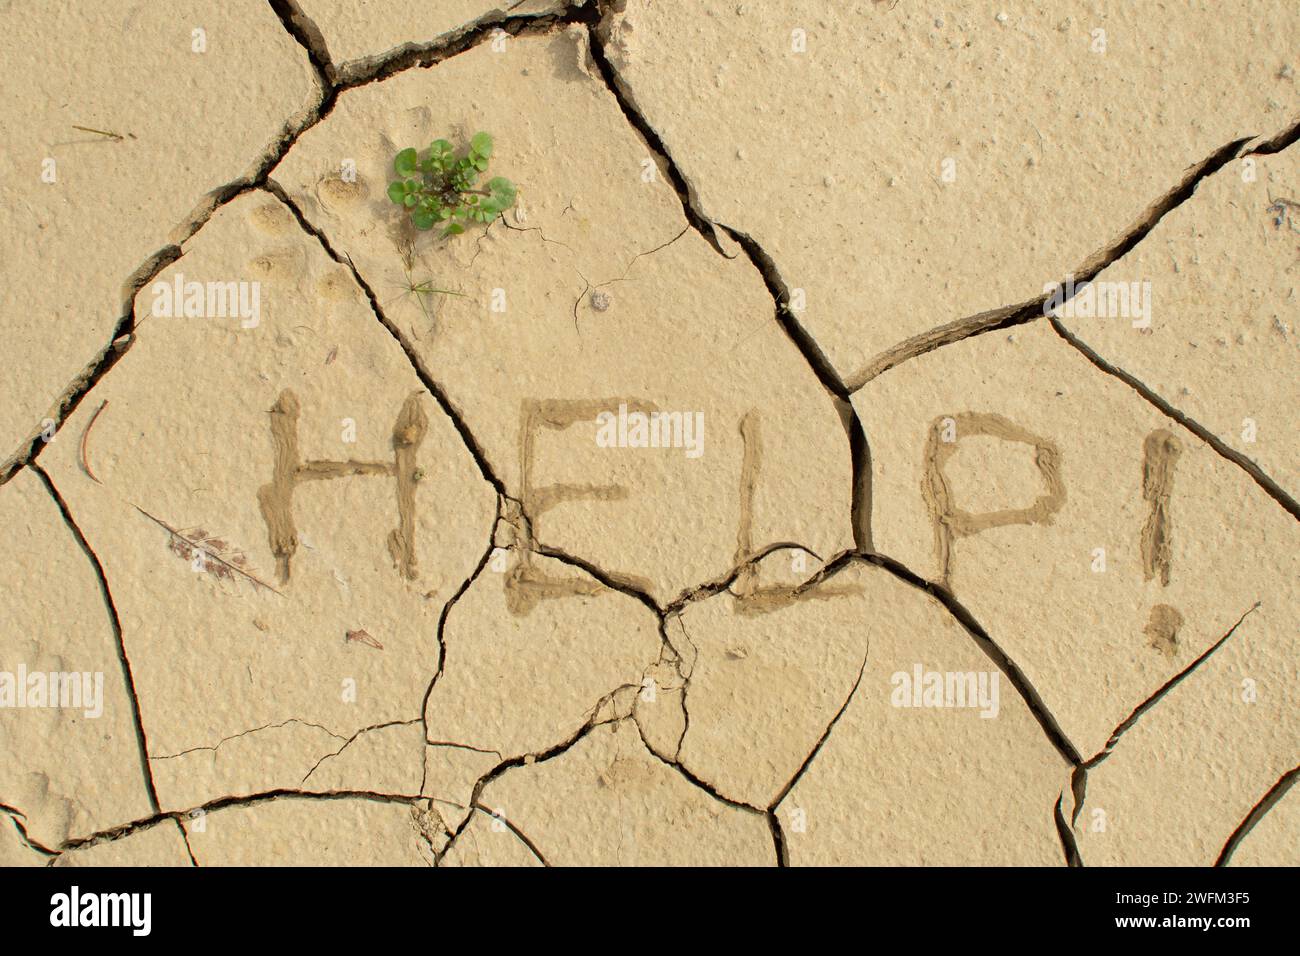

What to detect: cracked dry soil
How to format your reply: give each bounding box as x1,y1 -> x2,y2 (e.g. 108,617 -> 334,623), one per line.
0,0 -> 1296,868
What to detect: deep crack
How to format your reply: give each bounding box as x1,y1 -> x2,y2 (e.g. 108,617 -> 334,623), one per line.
30,463 -> 163,815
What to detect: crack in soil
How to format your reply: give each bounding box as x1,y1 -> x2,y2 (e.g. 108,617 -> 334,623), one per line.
1051,316 -> 1300,521
434,710 -> 608,864
265,182 -> 510,496
419,521 -> 501,796
1064,601 -> 1267,863
301,719 -> 424,784
847,117 -> 1300,392
29,463 -> 163,816
799,550 -> 1085,769
1053,792 -> 1083,867
0,804 -> 59,859
662,541 -> 822,614
846,134 -> 1258,391
443,805 -> 550,867
151,717 -> 348,762
57,787 -> 434,855
1084,602 -> 1262,770
1215,763 -> 1300,866
330,2 -> 590,91
583,20 -> 875,550
268,0 -> 338,87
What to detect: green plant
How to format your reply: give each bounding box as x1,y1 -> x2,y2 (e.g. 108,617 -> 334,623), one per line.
392,267 -> 467,327
387,132 -> 516,237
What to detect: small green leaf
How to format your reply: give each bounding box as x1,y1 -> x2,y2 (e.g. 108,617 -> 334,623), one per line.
404,193 -> 418,207
394,147 -> 419,176
471,132 -> 493,158
387,181 -> 407,203
441,222 -> 465,237
431,139 -> 453,156
487,176 -> 516,207
473,155 -> 488,172
411,208 -> 437,230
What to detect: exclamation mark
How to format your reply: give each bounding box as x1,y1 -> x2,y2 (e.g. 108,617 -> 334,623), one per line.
1140,429 -> 1183,585
1141,429 -> 1184,658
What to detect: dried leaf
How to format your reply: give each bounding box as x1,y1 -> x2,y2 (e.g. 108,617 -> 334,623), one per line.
345,629 -> 384,650
136,506 -> 283,596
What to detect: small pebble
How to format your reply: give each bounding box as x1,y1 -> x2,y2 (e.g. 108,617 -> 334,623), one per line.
591,290 -> 611,312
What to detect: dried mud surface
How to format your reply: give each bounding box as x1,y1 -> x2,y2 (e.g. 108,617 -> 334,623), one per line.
0,0 -> 1295,867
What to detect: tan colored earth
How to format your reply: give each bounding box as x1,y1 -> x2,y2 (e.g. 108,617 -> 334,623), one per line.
0,0 -> 1294,867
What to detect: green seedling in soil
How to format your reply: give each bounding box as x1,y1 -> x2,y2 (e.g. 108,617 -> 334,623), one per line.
387,132 -> 516,238
388,266 -> 468,326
